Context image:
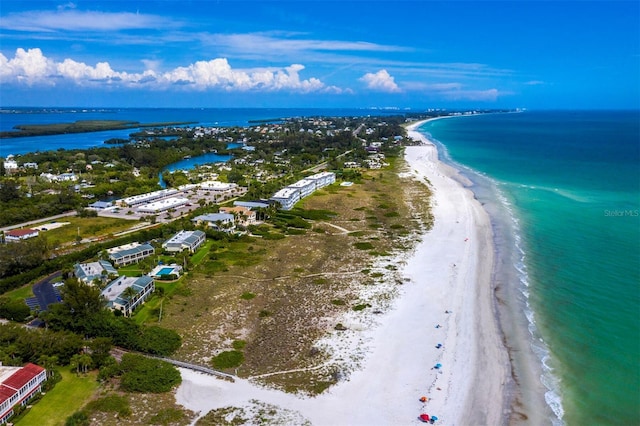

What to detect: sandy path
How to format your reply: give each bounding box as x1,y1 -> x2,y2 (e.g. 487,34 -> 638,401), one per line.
175,120 -> 510,425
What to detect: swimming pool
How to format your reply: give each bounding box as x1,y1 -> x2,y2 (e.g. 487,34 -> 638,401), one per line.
156,267 -> 175,275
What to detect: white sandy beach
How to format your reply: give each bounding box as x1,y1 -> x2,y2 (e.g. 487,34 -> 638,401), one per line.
175,119 -> 510,425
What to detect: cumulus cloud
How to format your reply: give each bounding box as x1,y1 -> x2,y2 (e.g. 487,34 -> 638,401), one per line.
0,48 -> 333,93
359,69 -> 401,93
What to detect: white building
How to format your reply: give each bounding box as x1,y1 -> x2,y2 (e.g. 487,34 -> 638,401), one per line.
286,179 -> 316,199
101,275 -> 155,317
118,189 -> 178,207
306,171 -> 336,189
137,197 -> 189,213
192,213 -> 235,231
162,230 -> 206,253
270,187 -> 301,210
74,260 -> 118,284
3,156 -> 17,173
4,228 -> 39,242
269,172 -> 336,210
0,363 -> 47,424
107,242 -> 155,266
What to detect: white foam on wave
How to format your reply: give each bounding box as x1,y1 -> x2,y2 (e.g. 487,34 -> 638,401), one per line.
496,183 -> 566,425
427,131 -> 566,424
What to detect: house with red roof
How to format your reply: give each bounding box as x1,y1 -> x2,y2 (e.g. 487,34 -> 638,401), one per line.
4,228 -> 39,243
0,363 -> 46,424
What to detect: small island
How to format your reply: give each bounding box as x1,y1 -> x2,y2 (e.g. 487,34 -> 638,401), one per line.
0,119 -> 197,138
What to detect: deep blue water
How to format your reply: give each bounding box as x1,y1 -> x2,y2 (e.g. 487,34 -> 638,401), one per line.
421,111 -> 640,425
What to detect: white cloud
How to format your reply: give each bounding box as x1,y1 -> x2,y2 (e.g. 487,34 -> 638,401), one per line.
359,69 -> 401,93
1,9 -> 177,32
0,48 -> 55,84
525,80 -> 545,86
441,88 -> 501,101
402,80 -> 503,101
0,48 -> 333,93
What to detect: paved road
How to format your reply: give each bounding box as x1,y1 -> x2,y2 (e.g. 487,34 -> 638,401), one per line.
0,211 -> 77,232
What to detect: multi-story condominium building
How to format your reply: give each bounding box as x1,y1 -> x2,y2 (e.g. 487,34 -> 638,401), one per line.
269,172 -> 336,210
286,179 -> 316,199
101,275 -> 155,317
305,171 -> 336,189
270,187 -> 301,210
107,243 -> 155,267
162,230 -> 206,253
0,363 -> 46,424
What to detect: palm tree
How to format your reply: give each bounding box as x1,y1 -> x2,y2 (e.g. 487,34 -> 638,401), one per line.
121,286 -> 138,316
38,355 -> 59,379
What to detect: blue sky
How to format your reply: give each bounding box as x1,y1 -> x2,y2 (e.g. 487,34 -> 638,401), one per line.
0,1 -> 638,109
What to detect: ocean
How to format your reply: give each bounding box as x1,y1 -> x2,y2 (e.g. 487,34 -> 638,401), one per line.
419,111 -> 640,425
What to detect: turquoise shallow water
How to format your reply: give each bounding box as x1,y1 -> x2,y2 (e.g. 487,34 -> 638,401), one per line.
421,111 -> 640,425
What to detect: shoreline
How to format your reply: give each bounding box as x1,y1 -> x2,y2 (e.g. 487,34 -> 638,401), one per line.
174,117 -> 510,424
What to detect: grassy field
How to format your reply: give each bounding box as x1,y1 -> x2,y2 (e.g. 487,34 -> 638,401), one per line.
17,370 -> 99,426
40,216 -> 135,249
4,283 -> 35,302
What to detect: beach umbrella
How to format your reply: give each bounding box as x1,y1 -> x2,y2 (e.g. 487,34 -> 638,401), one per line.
434,363 -> 442,369
431,415 -> 438,421
419,414 -> 430,422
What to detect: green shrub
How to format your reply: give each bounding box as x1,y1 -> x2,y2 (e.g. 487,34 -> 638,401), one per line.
353,242 -> 374,250
65,411 -> 90,426
353,303 -> 372,311
119,354 -> 181,393
331,299 -> 346,306
240,292 -> 256,300
86,395 -> 131,417
211,350 -> 244,369
232,340 -> 246,350
149,408 -> 185,425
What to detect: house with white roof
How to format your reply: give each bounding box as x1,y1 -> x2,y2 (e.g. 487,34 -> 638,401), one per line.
162,230 -> 206,253
74,260 -> 118,284
192,213 -> 235,231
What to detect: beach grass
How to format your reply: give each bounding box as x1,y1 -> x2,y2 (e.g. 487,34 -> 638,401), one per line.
155,157 -> 433,393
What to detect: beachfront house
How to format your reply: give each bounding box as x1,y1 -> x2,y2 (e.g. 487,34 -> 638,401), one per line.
162,230 -> 206,253
107,242 -> 155,266
219,206 -> 257,226
101,275 -> 155,317
74,260 -> 118,285
192,213 -> 235,232
0,363 -> 47,424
